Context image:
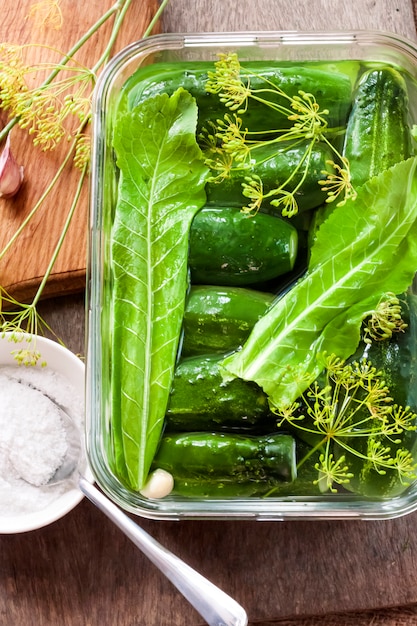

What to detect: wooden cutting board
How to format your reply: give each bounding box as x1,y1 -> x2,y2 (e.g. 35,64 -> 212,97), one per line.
0,0 -> 160,304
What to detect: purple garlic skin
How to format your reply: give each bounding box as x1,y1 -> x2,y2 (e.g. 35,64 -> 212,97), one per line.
0,134 -> 24,198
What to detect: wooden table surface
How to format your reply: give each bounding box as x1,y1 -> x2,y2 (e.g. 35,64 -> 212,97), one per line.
3,1 -> 417,625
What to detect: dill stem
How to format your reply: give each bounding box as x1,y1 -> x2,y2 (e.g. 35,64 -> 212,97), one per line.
0,2 -> 123,144
92,0 -> 171,73
0,0 -> 170,340
0,118 -> 18,142
248,92 -> 294,118
0,145 -> 75,261
143,0 -> 171,37
296,439 -> 325,470
271,140 -> 315,197
91,0 -> 134,73
41,1 -> 124,85
32,158 -> 88,308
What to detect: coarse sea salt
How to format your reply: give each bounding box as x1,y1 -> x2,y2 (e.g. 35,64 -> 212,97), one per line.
0,365 -> 83,517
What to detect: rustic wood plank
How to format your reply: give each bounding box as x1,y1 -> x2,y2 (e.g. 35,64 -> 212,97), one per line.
3,2 -> 417,626
161,0 -> 416,41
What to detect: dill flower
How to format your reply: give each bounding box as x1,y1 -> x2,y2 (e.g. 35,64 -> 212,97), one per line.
288,90 -> 329,139
204,53 -> 355,217
316,454 -> 353,493
73,133 -> 91,171
205,52 -> 251,113
27,0 -> 64,30
319,157 -> 357,206
0,44 -> 29,112
214,113 -> 250,163
273,353 -> 417,491
269,189 -> 300,218
241,175 -> 264,214
362,293 -> 408,344
11,348 -> 44,367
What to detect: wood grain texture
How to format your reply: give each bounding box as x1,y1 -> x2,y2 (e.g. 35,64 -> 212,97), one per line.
0,0 -> 159,303
161,0 -> 417,41
3,460 -> 417,626
3,2 -> 417,626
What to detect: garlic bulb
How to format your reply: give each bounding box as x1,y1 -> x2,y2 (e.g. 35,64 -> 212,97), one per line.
0,134 -> 24,198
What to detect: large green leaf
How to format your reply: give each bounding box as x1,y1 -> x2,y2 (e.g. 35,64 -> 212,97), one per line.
110,88 -> 209,491
222,157 -> 417,410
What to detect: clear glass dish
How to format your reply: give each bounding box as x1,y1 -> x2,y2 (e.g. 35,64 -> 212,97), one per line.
87,30 -> 417,520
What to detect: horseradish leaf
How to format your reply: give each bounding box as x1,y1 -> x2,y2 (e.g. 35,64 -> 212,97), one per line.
222,157 -> 417,410
110,88 -> 208,490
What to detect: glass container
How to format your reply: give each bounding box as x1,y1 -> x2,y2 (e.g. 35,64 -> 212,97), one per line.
87,30 -> 417,520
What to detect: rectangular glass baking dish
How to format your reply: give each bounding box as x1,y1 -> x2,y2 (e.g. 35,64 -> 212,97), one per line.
87,30 -> 417,520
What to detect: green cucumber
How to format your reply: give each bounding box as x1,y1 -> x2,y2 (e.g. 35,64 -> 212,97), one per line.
163,439 -> 324,499
353,293 -> 417,409
166,353 -> 273,432
206,140 -> 334,213
152,431 -> 297,497
338,291 -> 417,498
189,206 -> 298,287
121,61 -> 353,136
343,67 -> 413,186
182,285 -> 275,356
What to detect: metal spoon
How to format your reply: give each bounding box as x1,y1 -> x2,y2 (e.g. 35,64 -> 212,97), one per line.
51,404 -> 248,626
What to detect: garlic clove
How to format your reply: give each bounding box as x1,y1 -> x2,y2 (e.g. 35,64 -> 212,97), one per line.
140,468 -> 174,499
0,134 -> 24,198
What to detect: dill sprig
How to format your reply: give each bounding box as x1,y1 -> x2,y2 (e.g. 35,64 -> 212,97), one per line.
362,293 -> 408,344
206,52 -> 251,113
273,353 -> 417,493
0,44 -> 94,150
28,1 -> 64,30
0,0 -> 170,360
203,52 -> 356,217
318,156 -> 357,206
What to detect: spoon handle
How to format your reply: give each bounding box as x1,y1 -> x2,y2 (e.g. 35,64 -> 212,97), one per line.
78,476 -> 248,626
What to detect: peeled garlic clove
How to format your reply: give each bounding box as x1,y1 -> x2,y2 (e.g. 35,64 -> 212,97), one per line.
140,468 -> 174,499
0,134 -> 24,198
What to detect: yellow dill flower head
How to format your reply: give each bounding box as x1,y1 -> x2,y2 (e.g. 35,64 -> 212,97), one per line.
11,348 -> 44,367
17,89 -> 67,150
206,52 -> 251,113
241,175 -> 264,215
319,157 -> 357,206
363,293 -> 408,344
27,0 -> 63,30
288,90 -> 329,139
73,133 -> 91,171
0,45 -> 29,112
0,41 -> 94,152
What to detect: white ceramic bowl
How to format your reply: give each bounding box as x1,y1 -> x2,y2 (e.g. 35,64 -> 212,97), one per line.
0,333 -> 93,533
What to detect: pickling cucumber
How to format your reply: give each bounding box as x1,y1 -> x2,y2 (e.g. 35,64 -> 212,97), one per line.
182,285 -> 275,356
159,439 -> 323,498
189,206 -> 298,287
152,431 -> 297,497
121,61 -> 354,136
166,353 -> 273,432
343,67 -> 413,186
205,140 -> 334,213
337,291 -> 417,498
